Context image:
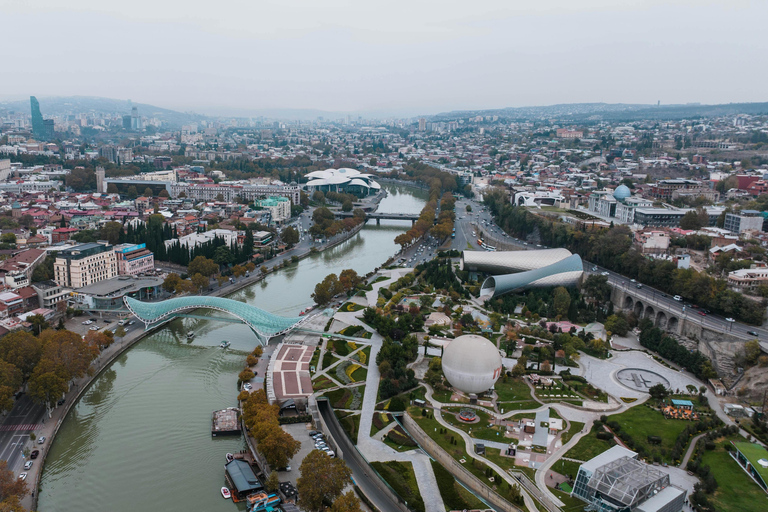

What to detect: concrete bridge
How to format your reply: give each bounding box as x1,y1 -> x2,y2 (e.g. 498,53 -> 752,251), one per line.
334,211 -> 420,224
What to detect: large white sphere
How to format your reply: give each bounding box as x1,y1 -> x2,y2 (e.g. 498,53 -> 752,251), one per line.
442,335 -> 503,394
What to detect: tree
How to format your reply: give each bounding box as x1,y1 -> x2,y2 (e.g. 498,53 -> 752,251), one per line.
163,273 -> 182,293
297,450 -> 352,512
143,187 -> 154,198
100,221 -> 123,244
0,233 -> 15,244
679,210 -> 703,230
213,246 -> 234,267
312,273 -> 342,305
158,189 -> 170,198
0,460 -> 29,506
331,491 -> 362,512
0,361 -> 22,413
27,314 -> 50,335
648,383 -> 669,400
265,470 -> 280,493
0,331 -> 42,377
281,226 -> 299,246
191,273 -> 209,292
114,325 -> 127,341
28,364 -> 68,416
604,315 -> 629,337
552,287 -> 571,318
341,199 -> 353,212
258,424 -> 301,469
744,339 -> 761,366
40,329 -> 94,380
338,269 -> 361,292
127,185 -> 138,199
188,256 -> 218,277
312,190 -> 325,204
107,183 -> 119,194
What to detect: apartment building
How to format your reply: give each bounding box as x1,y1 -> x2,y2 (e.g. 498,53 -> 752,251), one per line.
54,243 -> 118,288
114,243 -> 155,275
724,210 -> 764,234
256,196 -> 291,224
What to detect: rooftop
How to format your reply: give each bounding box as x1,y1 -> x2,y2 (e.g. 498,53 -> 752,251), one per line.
733,441 -> 768,484
73,275 -> 164,298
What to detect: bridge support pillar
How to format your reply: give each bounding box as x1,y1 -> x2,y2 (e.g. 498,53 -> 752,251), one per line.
411,219 -> 415,225
376,218 -> 380,225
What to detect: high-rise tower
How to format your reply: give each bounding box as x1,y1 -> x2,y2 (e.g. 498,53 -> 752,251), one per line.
30,96 -> 46,140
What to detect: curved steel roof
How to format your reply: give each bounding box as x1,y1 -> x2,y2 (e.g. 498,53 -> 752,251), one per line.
480,254 -> 584,298
460,248 -> 572,274
124,296 -> 305,339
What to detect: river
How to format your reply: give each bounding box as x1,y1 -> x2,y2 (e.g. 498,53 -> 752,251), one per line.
37,183 -> 427,512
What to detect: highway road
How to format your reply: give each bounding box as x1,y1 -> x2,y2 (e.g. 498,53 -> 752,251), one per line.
447,196 -> 765,345
0,395 -> 45,476
317,400 -> 404,512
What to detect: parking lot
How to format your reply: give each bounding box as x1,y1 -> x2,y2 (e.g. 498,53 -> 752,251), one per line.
64,312 -> 136,338
279,422 -> 330,486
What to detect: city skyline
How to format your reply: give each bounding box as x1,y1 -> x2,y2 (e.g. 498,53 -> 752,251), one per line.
2,1 -> 766,116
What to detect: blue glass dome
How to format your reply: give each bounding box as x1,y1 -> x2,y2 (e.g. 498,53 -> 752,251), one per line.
613,185 -> 631,200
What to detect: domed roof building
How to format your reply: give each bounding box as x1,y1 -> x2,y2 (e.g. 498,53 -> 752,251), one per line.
304,168 -> 381,197
441,335 -> 503,394
613,184 -> 631,201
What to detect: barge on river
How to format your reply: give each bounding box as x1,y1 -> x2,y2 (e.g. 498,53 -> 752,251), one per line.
212,407 -> 241,437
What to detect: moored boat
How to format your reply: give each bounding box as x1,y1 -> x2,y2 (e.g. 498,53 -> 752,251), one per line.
226,453 -> 234,463
220,340 -> 231,348
221,487 -> 231,499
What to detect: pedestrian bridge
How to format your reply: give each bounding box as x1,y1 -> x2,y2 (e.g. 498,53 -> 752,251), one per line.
124,296 -> 306,342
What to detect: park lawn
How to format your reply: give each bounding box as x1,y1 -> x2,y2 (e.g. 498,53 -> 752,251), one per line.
322,351 -> 340,370
312,375 -> 336,391
700,440 -> 768,512
563,425 -> 615,462
551,458 -> 582,480
610,405 -> 690,458
324,388 -> 352,409
370,412 -> 393,436
561,421 -> 586,445
407,407 -> 490,482
551,488 -> 586,512
331,338 -> 351,356
350,366 -> 368,383
370,461 -> 425,512
497,400 -> 541,412
308,347 -> 320,371
495,377 -> 533,402
340,302 -> 364,312
441,407 -> 507,442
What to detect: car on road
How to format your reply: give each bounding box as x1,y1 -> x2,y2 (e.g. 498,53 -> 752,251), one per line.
673,295 -> 682,301
127,320 -> 135,326
38,436 -> 46,444
698,311 -> 706,316
636,284 -> 643,288
242,383 -> 252,391
630,279 -> 636,283
747,331 -> 759,336
103,319 -> 111,323
591,266 -> 597,271
24,461 -> 33,470
601,272 -> 609,276
18,473 -> 26,481
725,317 -> 735,322
30,450 -> 39,459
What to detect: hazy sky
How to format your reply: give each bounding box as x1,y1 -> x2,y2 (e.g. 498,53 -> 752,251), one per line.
2,0 -> 765,116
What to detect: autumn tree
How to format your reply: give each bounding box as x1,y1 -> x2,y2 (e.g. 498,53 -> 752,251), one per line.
0,361 -> 22,413
27,314 -> 50,335
191,273 -> 209,293
297,450 -> 353,512
265,470 -> 279,493
258,425 -> 301,469
40,329 -> 95,380
744,339 -> 761,366
0,460 -> 28,508
0,331 -> 42,377
28,359 -> 68,416
99,221 -> 124,245
338,269 -> 361,292
331,490 -> 362,512
163,273 -> 182,293
188,256 -> 218,277
552,287 -> 571,318
143,187 -> 153,198
312,273 -> 342,305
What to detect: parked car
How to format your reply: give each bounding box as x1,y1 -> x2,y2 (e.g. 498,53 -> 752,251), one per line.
24,461 -> 33,470
30,450 -> 39,459
38,436 -> 46,444
81,320 -> 92,325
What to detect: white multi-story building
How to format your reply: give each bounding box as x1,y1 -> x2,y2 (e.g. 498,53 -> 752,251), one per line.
54,243 -> 118,288
256,196 -> 291,225
616,197 -> 654,224
164,228 -> 241,251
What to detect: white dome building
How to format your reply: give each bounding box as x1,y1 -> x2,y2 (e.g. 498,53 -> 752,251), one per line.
304,168 -> 381,197
441,335 -> 503,394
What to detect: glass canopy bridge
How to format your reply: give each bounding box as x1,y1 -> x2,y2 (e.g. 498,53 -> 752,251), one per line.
123,296 -> 312,344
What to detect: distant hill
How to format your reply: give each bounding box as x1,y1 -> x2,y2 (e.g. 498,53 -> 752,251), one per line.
0,96 -> 206,128
430,102 -> 768,123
